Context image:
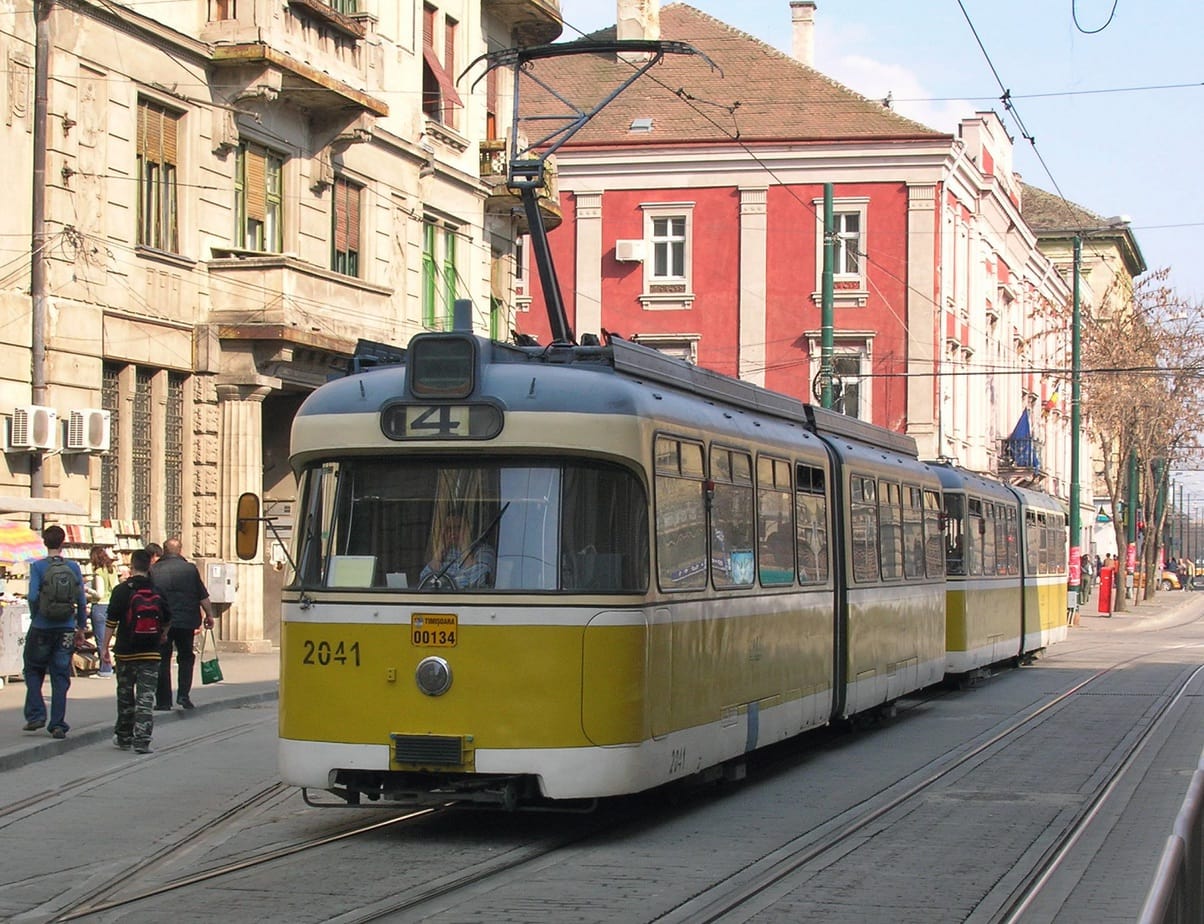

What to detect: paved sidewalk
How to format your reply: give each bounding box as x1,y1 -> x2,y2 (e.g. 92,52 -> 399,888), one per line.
0,586 -> 1196,775
0,648 -> 279,772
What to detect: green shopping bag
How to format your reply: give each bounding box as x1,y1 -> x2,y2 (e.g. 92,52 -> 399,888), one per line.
199,628 -> 223,684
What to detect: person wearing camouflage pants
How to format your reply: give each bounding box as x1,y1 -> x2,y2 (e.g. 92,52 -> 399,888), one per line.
105,549 -> 172,754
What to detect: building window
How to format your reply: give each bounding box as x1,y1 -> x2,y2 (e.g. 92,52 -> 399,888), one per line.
208,0 -> 236,21
100,364 -> 120,520
332,176 -> 361,276
651,217 -> 686,279
632,333 -> 699,364
235,143 -> 283,252
832,354 -> 863,419
165,373 -> 185,541
640,202 -> 695,310
136,100 -> 180,253
422,221 -> 460,329
132,369 -> 153,530
328,0 -> 356,12
835,212 -> 861,275
422,4 -> 462,127
812,196 -> 869,307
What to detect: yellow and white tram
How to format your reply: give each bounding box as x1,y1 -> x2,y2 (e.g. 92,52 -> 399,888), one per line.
261,331 -> 960,807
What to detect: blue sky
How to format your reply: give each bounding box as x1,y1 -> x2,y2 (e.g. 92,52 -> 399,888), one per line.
557,1 -> 1204,305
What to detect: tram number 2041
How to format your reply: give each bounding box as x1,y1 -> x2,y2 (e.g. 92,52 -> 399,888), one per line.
301,639 -> 362,667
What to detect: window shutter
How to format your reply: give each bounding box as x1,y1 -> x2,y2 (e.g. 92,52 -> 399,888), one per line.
423,5 -> 434,47
138,102 -> 162,160
161,111 -> 178,165
245,149 -> 266,222
333,180 -> 348,252
347,182 -> 360,250
444,19 -> 456,78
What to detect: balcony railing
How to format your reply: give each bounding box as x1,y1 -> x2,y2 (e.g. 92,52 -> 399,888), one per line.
997,436 -> 1043,471
480,140 -> 562,232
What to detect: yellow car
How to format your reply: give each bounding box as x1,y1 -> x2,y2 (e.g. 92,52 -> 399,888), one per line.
1159,569 -> 1182,591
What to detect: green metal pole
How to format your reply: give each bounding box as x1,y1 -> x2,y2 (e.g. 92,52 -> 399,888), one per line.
1069,235 -> 1082,612
1125,448 -> 1138,599
821,183 -> 834,409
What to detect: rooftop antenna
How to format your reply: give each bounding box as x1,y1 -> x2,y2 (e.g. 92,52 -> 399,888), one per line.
466,39 -> 717,346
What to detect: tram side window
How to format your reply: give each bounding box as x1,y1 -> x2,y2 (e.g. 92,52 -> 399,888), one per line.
850,475 -> 879,583
923,489 -> 945,577
711,446 -> 755,589
1005,506 -> 1020,575
878,480 -> 903,580
1025,511 -> 1040,575
1049,514 -> 1067,573
796,464 -> 829,585
966,497 -> 984,577
1037,513 -> 1050,574
902,485 -> 925,579
944,494 -> 966,576
982,502 -> 998,575
757,456 -> 794,586
655,437 -> 708,590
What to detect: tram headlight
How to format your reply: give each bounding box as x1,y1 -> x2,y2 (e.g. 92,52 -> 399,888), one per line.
415,656 -> 453,696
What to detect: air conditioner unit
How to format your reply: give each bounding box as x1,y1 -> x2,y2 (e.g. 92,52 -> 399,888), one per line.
66,408 -> 111,453
614,239 -> 646,262
8,405 -> 58,452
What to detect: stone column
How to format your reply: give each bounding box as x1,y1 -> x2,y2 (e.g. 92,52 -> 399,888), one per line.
215,377 -> 276,652
574,191 -> 603,340
738,187 -> 768,386
905,183 -> 938,457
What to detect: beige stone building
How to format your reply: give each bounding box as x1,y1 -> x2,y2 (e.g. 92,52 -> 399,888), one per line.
0,0 -> 563,647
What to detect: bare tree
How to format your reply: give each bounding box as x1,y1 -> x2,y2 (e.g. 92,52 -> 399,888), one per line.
1082,269 -> 1204,608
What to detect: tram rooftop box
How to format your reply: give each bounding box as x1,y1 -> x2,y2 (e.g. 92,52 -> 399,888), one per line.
345,332 -> 920,460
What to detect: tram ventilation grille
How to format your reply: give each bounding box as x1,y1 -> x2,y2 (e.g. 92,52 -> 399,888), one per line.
391,734 -> 463,765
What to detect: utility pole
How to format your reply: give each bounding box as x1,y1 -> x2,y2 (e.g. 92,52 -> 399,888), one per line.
820,183 -> 834,409
29,0 -> 51,529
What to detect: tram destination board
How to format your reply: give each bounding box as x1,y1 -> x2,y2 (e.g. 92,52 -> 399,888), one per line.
380,403 -> 502,440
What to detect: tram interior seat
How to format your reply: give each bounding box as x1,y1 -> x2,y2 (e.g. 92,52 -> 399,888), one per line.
566,551 -> 624,591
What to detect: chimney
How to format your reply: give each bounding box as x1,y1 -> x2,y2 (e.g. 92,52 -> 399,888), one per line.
617,0 -> 660,62
790,0 -> 816,68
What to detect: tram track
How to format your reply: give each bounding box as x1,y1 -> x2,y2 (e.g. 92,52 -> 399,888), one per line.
652,646 -> 1204,923
0,716 -> 274,830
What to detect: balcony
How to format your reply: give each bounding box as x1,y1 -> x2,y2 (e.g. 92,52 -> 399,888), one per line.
997,436 -> 1044,475
482,0 -> 563,45
207,251 -> 395,352
480,140 -> 562,232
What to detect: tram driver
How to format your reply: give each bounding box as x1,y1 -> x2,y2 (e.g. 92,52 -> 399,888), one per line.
420,509 -> 497,589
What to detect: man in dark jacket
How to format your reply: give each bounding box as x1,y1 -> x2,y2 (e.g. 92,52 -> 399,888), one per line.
107,549 -> 171,753
150,538 -> 215,710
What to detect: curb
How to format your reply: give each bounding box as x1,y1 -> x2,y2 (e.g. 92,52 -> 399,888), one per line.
0,688 -> 278,773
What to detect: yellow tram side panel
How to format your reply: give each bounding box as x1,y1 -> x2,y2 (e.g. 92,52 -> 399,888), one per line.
1029,574 -> 1069,646
944,579 -> 1024,672
279,620 -> 599,752
280,601 -> 836,760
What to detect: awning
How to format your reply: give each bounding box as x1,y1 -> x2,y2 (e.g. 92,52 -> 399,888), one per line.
0,495 -> 88,516
422,44 -> 464,109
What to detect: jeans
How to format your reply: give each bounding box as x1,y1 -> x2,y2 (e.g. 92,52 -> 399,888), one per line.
157,627 -> 197,705
91,603 -> 112,672
23,627 -> 75,732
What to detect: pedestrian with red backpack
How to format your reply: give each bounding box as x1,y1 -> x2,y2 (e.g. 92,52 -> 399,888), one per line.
106,549 -> 172,754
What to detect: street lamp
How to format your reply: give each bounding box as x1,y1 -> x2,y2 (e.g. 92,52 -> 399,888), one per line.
1070,216 -> 1131,613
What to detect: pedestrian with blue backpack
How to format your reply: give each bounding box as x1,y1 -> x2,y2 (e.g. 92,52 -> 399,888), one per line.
23,525 -> 88,739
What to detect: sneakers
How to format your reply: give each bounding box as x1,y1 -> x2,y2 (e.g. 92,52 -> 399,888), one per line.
133,744 -> 153,754
96,668 -> 114,678
154,703 -> 172,712
113,735 -> 131,750
22,721 -> 45,732
177,696 -> 195,710
50,727 -> 67,739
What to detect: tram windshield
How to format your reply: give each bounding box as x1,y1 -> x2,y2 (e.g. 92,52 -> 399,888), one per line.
292,457 -> 649,593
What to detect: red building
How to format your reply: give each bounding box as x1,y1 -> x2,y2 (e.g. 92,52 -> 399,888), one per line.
517,2 -> 954,437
